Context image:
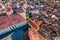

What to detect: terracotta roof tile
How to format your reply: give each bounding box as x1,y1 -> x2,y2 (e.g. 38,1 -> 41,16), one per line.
0,14 -> 25,30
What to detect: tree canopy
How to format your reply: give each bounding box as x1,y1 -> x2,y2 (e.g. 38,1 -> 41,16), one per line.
29,12 -> 32,18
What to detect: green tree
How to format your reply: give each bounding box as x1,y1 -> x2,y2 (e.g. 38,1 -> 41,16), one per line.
36,2 -> 38,5
48,23 -> 52,28
37,15 -> 42,20
23,27 -> 28,32
29,13 -> 32,18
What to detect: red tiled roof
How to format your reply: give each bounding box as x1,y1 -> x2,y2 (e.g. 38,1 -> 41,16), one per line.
28,19 -> 42,29
41,11 -> 48,17
28,20 -> 37,29
38,30 -> 46,38
0,14 -> 25,30
0,7 -> 2,11
41,25 -> 52,33
53,9 -> 58,12
16,8 -> 24,13
30,9 -> 38,13
36,21 -> 42,26
6,8 -> 13,16
28,28 -> 45,40
55,37 -> 60,40
0,16 -> 7,21
52,25 -> 59,30
56,28 -> 60,34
